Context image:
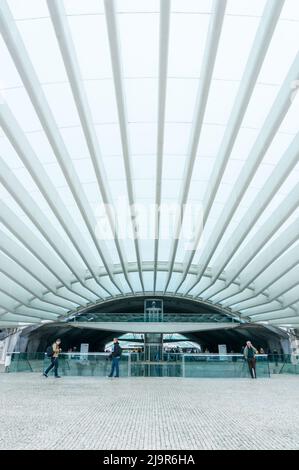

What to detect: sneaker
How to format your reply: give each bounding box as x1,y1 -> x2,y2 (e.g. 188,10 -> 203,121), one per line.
54,376 -> 61,378
43,373 -> 48,378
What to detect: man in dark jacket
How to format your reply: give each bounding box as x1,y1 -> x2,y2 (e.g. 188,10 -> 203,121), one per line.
108,338 -> 122,378
243,341 -> 258,379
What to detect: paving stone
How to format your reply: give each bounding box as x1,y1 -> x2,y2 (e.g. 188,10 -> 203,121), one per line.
0,373 -> 298,450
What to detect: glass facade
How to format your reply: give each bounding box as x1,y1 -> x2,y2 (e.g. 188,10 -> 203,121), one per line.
11,351 -> 298,378
68,312 -> 238,323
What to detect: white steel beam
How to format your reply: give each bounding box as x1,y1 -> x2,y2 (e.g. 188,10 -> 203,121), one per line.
0,274 -> 65,316
0,277 -> 40,310
200,281 -> 241,303
238,266 -> 299,312
163,0 -> 227,293
227,244 -> 299,309
104,0 -> 145,292
0,156 -> 104,303
153,0 -> 171,293
243,298 -> 299,319
0,102 -> 113,299
255,286 -> 299,312
0,201 -> 94,306
210,134 -> 299,285
216,216 -> 299,305
0,312 -> 49,323
0,226 -> 76,310
176,0 -> 285,294
0,252 -> 88,311
253,309 -> 299,321
0,202 -> 72,288
0,294 -> 59,320
47,0 -> 134,294
0,0 -> 122,294
0,249 -> 58,305
201,132 -> 299,301
186,52 -> 299,296
188,182 -> 299,297
212,247 -> 299,308
261,310 -> 299,324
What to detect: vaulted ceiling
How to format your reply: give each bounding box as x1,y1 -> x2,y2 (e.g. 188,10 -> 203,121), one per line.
0,0 -> 299,328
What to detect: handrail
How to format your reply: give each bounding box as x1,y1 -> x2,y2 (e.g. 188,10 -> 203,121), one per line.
182,353 -> 268,357
7,351 -> 130,356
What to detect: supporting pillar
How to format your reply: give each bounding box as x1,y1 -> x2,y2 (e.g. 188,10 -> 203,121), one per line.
143,299 -> 164,375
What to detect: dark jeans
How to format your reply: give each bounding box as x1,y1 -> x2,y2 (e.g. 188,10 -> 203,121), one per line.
247,358 -> 256,378
45,357 -> 59,376
109,357 -> 120,377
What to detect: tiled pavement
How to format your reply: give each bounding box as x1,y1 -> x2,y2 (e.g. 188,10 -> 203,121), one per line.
0,373 -> 298,450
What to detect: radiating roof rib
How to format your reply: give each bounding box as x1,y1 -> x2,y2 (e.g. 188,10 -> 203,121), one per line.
0,202 -> 100,307
46,0 -> 134,295
0,0 -> 299,326
257,313 -> 299,324
153,0 -> 171,294
226,244 -> 299,309
0,157 -> 84,281
175,0 -> 285,295
0,274 -> 53,312
238,265 -> 299,312
213,216 -> 299,306
250,298 -> 299,321
208,62 -> 299,280
256,287 -> 299,312
104,0 -> 145,292
0,0 -> 122,296
163,0 -> 227,293
195,130 -> 299,300
0,226 -> 77,310
0,311 -> 54,323
197,182 -> 299,297
0,285 -> 60,319
0,268 -> 65,315
0,103 -> 112,300
0,249 -> 87,309
0,156 -> 107,304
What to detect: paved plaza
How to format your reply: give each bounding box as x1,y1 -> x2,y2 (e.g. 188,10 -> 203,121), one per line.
0,373 -> 298,450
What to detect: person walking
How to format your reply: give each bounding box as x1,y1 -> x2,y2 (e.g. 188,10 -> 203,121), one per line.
108,338 -> 122,378
243,340 -> 258,379
273,348 -> 279,367
43,338 -> 62,378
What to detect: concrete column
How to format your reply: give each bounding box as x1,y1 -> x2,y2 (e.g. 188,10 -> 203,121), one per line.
0,328 -> 22,371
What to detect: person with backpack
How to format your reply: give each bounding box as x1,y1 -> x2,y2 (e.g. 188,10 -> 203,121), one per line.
108,338 -> 122,378
243,340 -> 258,379
43,338 -> 62,378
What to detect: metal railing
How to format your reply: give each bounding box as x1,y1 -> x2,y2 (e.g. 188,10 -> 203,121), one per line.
182,353 -> 270,378
68,313 -> 237,323
6,352 -> 131,377
5,352 -> 299,378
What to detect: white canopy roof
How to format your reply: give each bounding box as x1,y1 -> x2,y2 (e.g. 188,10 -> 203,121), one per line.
0,0 -> 298,327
